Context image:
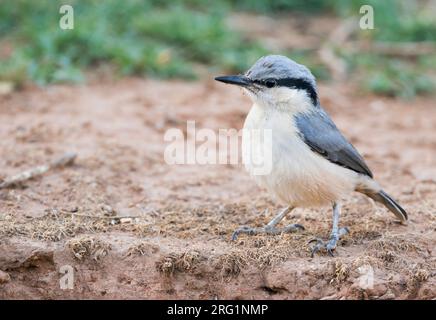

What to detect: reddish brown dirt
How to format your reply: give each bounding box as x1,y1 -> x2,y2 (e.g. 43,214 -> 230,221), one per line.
0,77 -> 435,299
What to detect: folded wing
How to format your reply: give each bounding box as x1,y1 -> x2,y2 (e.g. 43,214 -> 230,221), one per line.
295,108 -> 373,178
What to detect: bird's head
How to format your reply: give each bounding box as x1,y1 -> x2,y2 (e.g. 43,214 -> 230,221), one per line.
215,55 -> 318,110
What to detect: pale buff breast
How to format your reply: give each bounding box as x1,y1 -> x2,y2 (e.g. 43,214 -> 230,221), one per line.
242,103 -> 362,207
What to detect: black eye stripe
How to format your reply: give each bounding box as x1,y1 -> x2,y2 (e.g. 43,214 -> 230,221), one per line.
252,79 -> 275,87
251,77 -> 318,105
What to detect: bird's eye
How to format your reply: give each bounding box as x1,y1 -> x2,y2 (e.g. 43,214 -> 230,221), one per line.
264,79 -> 276,88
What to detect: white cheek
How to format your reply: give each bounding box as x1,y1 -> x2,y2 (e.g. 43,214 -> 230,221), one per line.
245,89 -> 273,106
273,87 -> 312,113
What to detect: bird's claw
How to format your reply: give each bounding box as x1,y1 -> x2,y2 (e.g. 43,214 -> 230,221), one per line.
309,227 -> 349,257
231,226 -> 255,241
308,238 -> 330,257
283,223 -> 305,233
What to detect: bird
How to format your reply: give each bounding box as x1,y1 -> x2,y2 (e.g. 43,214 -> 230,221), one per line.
215,55 -> 408,257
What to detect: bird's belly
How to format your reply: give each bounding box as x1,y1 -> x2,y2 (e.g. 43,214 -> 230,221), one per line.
242,112 -> 358,207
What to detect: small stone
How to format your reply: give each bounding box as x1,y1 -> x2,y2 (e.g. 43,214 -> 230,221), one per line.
101,204 -> 115,216
379,290 -> 396,300
0,270 -> 10,284
120,218 -> 133,224
110,218 -> 120,225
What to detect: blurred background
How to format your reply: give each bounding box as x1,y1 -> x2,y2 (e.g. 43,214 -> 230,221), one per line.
1,0 -> 435,98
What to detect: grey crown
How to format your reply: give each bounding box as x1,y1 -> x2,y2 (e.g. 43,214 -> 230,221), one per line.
246,55 -> 317,89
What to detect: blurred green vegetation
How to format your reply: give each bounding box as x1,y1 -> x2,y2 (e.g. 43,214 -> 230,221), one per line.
0,0 -> 434,98
332,0 -> 436,98
0,0 -> 271,85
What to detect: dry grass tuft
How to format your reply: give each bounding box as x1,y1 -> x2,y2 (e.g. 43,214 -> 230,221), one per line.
406,265 -> 432,297
155,250 -> 205,276
156,254 -> 178,276
411,268 -> 430,283
212,250 -> 248,278
126,241 -> 159,257
363,234 -> 428,272
134,223 -> 155,237
329,260 -> 350,285
0,213 -> 109,242
68,236 -> 111,261
351,255 -> 380,269
212,233 -> 310,278
367,234 -> 422,254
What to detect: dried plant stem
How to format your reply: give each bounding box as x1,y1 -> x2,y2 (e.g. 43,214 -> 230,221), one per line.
0,152 -> 77,189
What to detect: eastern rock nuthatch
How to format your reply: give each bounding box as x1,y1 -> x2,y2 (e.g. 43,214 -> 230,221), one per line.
215,55 -> 407,257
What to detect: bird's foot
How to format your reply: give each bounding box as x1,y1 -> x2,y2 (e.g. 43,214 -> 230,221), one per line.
309,227 -> 349,257
232,223 -> 304,241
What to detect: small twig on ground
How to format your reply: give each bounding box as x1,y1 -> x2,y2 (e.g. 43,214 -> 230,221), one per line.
68,212 -> 141,220
66,212 -> 143,226
0,152 -> 77,189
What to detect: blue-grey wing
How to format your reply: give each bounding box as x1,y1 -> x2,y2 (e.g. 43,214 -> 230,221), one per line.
295,108 -> 373,178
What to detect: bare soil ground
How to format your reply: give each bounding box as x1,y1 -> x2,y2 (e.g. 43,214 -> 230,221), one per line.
0,75 -> 434,299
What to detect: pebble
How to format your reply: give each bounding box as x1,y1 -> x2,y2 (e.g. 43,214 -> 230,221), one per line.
101,204 -> 115,216
120,217 -> 133,224
379,290 -> 396,300
0,270 -> 10,284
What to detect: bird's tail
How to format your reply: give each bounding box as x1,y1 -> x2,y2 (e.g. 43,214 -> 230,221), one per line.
361,189 -> 408,222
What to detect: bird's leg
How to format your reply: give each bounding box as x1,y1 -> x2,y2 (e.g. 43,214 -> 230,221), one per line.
310,202 -> 349,257
232,206 -> 304,241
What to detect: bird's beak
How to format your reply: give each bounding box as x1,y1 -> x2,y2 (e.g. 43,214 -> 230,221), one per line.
214,75 -> 251,87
